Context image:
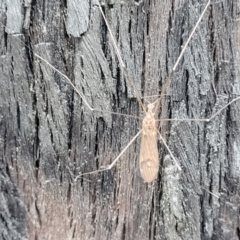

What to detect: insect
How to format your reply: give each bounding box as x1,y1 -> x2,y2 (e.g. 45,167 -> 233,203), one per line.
2,1 -> 239,239
3,0 -> 237,191
70,0 -> 223,186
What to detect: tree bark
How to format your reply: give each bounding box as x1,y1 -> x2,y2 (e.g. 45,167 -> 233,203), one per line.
0,0 -> 239,239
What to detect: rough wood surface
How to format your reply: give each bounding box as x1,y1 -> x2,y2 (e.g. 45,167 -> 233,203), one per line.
0,0 -> 239,239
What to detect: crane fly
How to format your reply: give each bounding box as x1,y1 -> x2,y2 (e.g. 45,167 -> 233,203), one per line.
139,102 -> 159,182
1,1 -> 239,239
79,0 -> 211,183
2,0 -> 238,190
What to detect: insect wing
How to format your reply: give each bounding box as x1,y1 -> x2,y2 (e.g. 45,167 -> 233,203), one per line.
139,127 -> 159,182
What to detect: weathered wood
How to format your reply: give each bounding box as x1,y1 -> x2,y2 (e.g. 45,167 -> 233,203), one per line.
0,0 -> 239,239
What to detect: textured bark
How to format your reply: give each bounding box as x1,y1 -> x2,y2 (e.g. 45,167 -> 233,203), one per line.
0,0 -> 239,239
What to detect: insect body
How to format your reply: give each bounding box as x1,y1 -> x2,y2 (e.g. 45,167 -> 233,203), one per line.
140,103 -> 159,182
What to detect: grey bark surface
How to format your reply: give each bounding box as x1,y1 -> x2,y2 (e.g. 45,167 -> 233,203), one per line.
0,0 -> 239,240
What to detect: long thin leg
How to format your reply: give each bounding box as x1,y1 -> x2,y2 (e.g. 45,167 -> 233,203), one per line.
36,50 -> 240,126
0,0 -> 218,123
172,0 -> 211,72
96,0 -> 212,114
157,130 -> 181,171
34,53 -> 141,120
157,96 -> 240,123
74,129 -> 142,181
157,130 -> 220,198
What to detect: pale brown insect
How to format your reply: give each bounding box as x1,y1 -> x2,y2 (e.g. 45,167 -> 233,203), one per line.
85,0 -> 210,183
4,0 -> 238,189
31,0 -> 237,188
139,103 -> 159,182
